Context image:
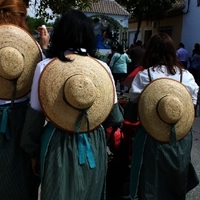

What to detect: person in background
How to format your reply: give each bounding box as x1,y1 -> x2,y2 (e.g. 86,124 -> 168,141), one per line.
124,40 -> 145,93
128,40 -> 145,74
37,25 -> 50,57
20,9 -> 124,200
106,45 -> 117,66
189,43 -> 200,85
176,42 -> 189,68
93,17 -> 104,49
0,0 -> 42,199
109,44 -> 132,95
129,32 -> 199,200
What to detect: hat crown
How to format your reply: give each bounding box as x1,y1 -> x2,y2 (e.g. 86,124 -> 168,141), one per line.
63,74 -> 97,109
0,47 -> 24,79
157,95 -> 183,124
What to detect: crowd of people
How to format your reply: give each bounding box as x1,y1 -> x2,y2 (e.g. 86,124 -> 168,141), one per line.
176,42 -> 200,85
0,0 -> 199,200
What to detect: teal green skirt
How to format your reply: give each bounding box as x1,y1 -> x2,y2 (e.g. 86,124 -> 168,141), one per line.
130,125 -> 199,200
40,122 -> 107,200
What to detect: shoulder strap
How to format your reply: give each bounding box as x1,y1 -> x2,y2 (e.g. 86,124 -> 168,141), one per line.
148,67 -> 183,83
112,54 -> 122,67
147,68 -> 152,82
180,69 -> 183,83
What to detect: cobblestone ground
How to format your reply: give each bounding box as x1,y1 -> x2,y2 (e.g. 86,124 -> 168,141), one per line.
186,117 -> 200,199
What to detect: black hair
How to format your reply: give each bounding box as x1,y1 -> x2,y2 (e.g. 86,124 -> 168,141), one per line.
179,42 -> 185,48
117,44 -> 124,54
47,9 -> 96,60
135,40 -> 142,46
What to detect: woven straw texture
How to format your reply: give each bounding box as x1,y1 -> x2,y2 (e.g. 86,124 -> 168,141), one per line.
138,78 -> 194,142
0,24 -> 42,99
38,54 -> 115,133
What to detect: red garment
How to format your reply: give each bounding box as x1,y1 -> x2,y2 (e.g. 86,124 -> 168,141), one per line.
106,120 -> 140,163
122,66 -> 143,88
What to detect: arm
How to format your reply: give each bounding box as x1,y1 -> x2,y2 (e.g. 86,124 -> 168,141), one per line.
20,61 -> 49,163
96,59 -> 124,127
125,53 -> 132,63
129,69 -> 149,102
109,53 -> 116,68
182,70 -> 199,105
37,25 -> 50,56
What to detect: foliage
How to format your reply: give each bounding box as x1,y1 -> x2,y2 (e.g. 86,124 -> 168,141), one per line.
27,0 -> 98,21
26,16 -> 52,34
115,0 -> 178,43
116,0 -> 178,21
26,0 -> 178,43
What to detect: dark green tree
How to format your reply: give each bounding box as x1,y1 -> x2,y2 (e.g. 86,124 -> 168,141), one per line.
25,0 -> 98,21
115,0 -> 178,43
26,16 -> 52,34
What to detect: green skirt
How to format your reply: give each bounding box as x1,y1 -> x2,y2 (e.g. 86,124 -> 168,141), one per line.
40,122 -> 107,200
0,101 -> 39,200
130,125 -> 199,200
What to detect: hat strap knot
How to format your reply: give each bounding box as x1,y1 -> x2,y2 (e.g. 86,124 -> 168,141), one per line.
77,133 -> 96,169
75,110 -> 90,133
170,124 -> 177,147
62,88 -> 90,133
0,106 -> 10,140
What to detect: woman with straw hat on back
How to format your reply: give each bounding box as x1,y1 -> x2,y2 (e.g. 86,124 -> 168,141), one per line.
129,32 -> 199,200
20,9 -> 124,200
0,0 -> 42,199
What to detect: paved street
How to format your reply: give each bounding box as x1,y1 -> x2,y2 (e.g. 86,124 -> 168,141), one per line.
186,117 -> 200,199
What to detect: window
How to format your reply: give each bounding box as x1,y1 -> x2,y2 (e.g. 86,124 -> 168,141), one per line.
157,26 -> 173,37
144,30 -> 152,45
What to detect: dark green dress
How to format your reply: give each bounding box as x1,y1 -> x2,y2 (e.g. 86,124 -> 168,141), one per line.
21,103 -> 124,200
130,125 -> 199,200
0,100 -> 40,200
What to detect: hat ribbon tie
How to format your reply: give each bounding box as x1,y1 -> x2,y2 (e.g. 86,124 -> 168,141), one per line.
63,96 -> 90,133
77,133 -> 96,168
75,110 -> 90,133
0,106 -> 11,140
170,124 -> 177,147
62,80 -> 90,133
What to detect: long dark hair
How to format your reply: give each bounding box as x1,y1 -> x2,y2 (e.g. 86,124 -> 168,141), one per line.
47,9 -> 96,60
141,32 -> 183,74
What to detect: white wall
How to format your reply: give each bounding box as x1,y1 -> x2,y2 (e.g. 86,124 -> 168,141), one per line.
181,0 -> 200,55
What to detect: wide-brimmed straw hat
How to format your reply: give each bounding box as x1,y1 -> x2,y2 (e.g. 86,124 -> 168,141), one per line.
0,24 -> 42,99
138,78 -> 194,142
38,54 -> 115,133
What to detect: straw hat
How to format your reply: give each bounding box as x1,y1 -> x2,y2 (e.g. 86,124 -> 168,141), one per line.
138,78 -> 194,142
0,24 -> 42,99
38,54 -> 115,133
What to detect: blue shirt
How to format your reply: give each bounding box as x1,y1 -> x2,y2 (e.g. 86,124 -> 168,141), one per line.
176,47 -> 189,62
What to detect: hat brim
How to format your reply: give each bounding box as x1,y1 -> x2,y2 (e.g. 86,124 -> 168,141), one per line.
39,54 -> 115,133
138,78 -> 194,142
0,24 -> 42,99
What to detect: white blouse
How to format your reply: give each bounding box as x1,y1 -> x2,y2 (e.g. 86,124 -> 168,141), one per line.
129,65 -> 199,105
30,57 -> 118,112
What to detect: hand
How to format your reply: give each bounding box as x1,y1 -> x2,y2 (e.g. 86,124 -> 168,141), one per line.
37,25 -> 50,50
31,158 -> 40,177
